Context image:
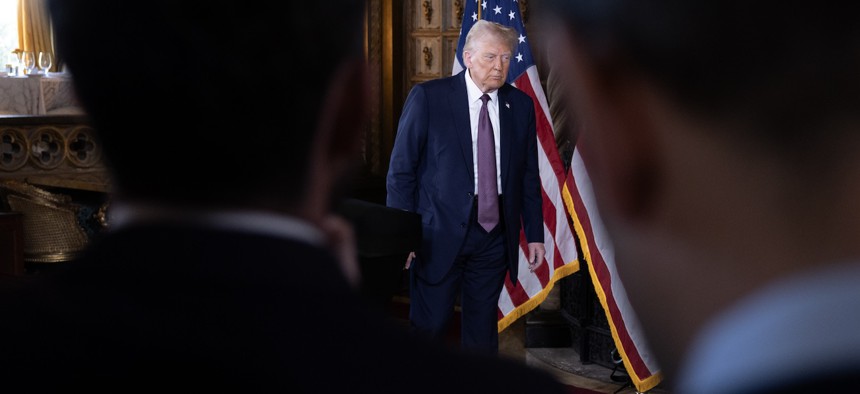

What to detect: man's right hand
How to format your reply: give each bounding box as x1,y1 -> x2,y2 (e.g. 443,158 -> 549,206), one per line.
404,251 -> 416,269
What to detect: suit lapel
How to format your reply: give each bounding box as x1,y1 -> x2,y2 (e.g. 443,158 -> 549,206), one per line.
450,71 -> 474,181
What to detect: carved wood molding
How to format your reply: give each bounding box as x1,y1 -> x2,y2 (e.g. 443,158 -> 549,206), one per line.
422,0 -> 433,24
520,0 -> 529,24
423,46 -> 433,69
0,115 -> 107,192
365,0 -> 384,174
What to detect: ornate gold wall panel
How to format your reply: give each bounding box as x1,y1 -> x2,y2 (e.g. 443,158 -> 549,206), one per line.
403,0 -> 462,101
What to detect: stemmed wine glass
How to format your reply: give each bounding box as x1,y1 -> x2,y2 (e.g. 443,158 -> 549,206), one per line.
21,51 -> 36,75
4,51 -> 18,76
38,51 -> 53,76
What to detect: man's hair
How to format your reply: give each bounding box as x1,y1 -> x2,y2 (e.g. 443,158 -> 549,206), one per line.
538,0 -> 860,149
47,0 -> 366,206
464,20 -> 518,55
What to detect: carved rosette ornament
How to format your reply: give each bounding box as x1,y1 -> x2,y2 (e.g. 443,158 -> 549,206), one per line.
66,126 -> 101,167
30,127 -> 65,170
0,128 -> 29,171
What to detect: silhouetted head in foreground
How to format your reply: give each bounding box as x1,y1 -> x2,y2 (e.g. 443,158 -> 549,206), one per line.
48,0 -> 369,220
536,1 -> 860,393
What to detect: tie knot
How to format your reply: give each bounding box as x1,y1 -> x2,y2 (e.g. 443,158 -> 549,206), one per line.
480,94 -> 490,104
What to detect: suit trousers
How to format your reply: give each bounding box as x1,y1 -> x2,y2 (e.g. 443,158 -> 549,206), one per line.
409,196 -> 508,354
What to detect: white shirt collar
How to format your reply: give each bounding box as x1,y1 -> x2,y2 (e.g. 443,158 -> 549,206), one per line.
107,202 -> 325,247
676,261 -> 860,394
466,69 -> 499,105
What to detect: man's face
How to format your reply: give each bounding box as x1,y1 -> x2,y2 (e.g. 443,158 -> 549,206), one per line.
464,36 -> 512,93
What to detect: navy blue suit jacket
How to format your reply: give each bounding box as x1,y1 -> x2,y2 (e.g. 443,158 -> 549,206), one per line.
386,70 -> 543,284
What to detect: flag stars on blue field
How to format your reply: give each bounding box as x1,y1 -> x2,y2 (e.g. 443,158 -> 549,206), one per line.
516,34 -> 526,63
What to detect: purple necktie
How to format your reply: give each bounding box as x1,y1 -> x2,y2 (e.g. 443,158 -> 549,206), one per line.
478,93 -> 499,232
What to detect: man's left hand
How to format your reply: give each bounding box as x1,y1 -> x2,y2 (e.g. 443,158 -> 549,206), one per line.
526,242 -> 546,272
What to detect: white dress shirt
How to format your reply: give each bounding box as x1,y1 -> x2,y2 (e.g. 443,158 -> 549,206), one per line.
108,202 -> 325,247
465,69 -> 502,195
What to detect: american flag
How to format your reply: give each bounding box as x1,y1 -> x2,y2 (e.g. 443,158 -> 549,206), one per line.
452,0 -> 579,332
563,156 -> 663,392
454,1 -> 663,391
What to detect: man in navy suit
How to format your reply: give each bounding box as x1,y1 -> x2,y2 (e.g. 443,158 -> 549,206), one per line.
387,20 -> 546,354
